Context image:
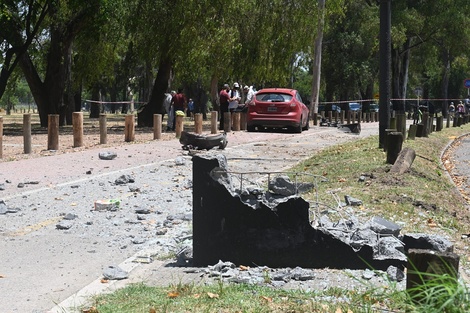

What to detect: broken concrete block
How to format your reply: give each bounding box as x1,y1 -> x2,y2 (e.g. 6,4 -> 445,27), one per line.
402,233 -> 454,253
366,216 -> 402,237
345,195 -> 363,206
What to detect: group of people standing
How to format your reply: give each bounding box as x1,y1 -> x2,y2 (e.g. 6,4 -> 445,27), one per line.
219,82 -> 256,130
162,82 -> 256,131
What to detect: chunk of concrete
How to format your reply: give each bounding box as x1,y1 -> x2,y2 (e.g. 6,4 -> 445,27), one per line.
402,233 -> 453,253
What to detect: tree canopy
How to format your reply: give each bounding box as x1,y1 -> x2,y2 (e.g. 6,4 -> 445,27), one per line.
1,0 -> 470,126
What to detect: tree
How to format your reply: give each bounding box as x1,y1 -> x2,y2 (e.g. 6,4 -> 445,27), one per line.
0,0 -> 50,101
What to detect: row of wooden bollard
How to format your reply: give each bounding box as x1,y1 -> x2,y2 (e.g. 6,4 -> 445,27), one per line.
314,110 -> 378,125
3,111 -> 239,157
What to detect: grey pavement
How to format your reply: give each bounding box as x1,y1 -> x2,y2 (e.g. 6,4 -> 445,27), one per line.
0,123 -> 382,313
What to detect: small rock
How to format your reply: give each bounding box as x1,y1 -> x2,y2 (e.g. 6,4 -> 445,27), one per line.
115,174 -> 135,185
135,208 -> 151,214
362,269 -> 375,280
102,265 -> 128,280
99,152 -> 117,160
0,184 -> 5,191
132,237 -> 146,244
17,183 -> 25,188
56,221 -> 73,230
344,195 -> 362,206
63,213 -> 78,220
86,170 -> 92,175
387,266 -> 405,282
0,200 -> 7,214
175,156 -> 185,165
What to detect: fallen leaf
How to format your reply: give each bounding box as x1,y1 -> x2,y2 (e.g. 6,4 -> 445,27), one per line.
168,291 -> 179,298
193,293 -> 201,299
0,274 -> 5,278
54,197 -> 63,200
261,296 -> 272,302
100,278 -> 109,284
149,308 -> 156,313
82,307 -> 98,313
239,265 -> 250,271
207,292 -> 219,299
338,178 -> 346,182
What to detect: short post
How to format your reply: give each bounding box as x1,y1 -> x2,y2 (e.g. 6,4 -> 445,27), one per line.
384,128 -> 397,152
99,113 -> 107,144
240,112 -> 247,130
347,111 -> 351,124
446,114 -> 450,128
313,113 -> 318,126
211,111 -> 218,134
408,124 -> 417,140
223,112 -> 231,132
327,111 -> 333,123
351,111 -> 355,124
232,112 -> 241,131
72,112 -> 83,148
341,110 -> 345,124
124,114 -> 135,142
386,131 -> 403,164
421,112 -> 429,137
194,113 -> 203,134
47,114 -> 59,151
0,116 -> 3,158
396,113 -> 406,138
175,115 -> 184,138
23,114 -> 32,154
153,114 -> 162,139
436,116 -> 443,132
334,111 -> 339,123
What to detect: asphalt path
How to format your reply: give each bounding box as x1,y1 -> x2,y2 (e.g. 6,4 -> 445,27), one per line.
0,123 -> 382,313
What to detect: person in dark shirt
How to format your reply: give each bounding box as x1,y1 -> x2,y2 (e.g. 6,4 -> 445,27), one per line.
219,84 -> 230,130
171,88 -> 187,131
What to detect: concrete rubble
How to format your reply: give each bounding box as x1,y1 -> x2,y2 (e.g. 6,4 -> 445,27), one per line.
191,154 -> 454,272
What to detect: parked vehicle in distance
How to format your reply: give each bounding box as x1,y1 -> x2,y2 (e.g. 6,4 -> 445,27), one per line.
369,103 -> 379,112
348,102 -> 362,111
247,88 -> 310,133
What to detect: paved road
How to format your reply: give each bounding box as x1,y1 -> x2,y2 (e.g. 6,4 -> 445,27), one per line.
0,123 -> 381,313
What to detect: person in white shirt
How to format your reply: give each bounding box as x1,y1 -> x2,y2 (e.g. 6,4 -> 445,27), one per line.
228,82 -> 241,113
164,90 -> 176,131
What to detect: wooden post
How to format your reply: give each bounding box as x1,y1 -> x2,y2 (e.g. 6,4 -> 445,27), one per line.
175,115 -> 184,138
390,147 -> 416,174
396,113 -> 406,138
327,111 -> 333,123
347,111 -> 351,124
421,112 -> 429,137
223,112 -> 231,132
313,113 -> 318,126
232,112 -> 241,131
436,116 -> 443,132
47,114 -> 59,151
194,113 -> 203,134
240,112 -> 247,130
383,128 -> 397,152
154,114 -> 162,139
408,124 -> 417,140
406,249 -> 460,305
446,114 -> 450,128
341,110 -> 345,124
72,112 -> 83,148
124,114 -> 135,142
23,114 -> 32,154
334,111 -> 339,123
351,111 -> 356,124
99,113 -> 107,144
211,111 -> 218,134
386,131 -> 403,164
0,116 -> 3,158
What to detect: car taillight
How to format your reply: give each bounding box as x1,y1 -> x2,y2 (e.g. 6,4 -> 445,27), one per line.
289,102 -> 296,108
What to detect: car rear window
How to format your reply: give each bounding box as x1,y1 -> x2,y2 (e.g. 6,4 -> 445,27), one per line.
256,93 -> 293,102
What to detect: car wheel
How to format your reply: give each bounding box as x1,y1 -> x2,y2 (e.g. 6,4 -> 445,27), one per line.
302,115 -> 310,131
294,117 -> 302,133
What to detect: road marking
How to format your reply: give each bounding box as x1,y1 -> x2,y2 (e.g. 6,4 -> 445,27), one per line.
6,216 -> 62,236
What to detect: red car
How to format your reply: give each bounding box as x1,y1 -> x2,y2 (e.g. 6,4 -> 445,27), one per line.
247,88 -> 310,133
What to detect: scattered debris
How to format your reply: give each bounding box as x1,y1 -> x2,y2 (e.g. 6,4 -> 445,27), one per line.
94,199 -> 120,211
179,131 -> 227,150
56,220 -> 73,230
98,151 -> 117,160
102,265 -> 128,280
114,174 -> 135,185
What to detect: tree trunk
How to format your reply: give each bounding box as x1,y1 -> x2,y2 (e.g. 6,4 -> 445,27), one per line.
137,55 -> 172,127
310,0 -> 325,115
440,48 -> 451,118
89,85 -> 102,118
